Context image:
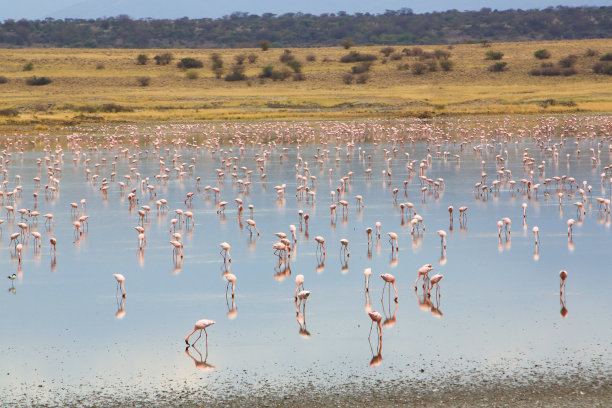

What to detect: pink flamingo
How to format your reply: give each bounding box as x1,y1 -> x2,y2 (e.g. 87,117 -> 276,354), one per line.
368,310 -> 383,339
387,232 -> 398,252
294,274 -> 305,299
314,235 -> 325,256
185,319 -> 215,346
380,273 -> 398,302
220,242 -> 231,263
427,273 -> 443,297
113,273 -> 126,297
414,264 -> 434,289
225,273 -> 236,298
559,270 -> 568,293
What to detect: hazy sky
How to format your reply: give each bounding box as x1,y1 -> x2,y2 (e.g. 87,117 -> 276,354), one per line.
2,0 -> 609,20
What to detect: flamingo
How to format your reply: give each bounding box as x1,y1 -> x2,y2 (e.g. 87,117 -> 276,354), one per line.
185,319 -> 215,346
414,264 -> 434,289
427,273 -> 443,297
220,242 -> 231,263
113,273 -> 126,297
559,270 -> 568,293
294,274 -> 305,299
225,273 -> 236,298
368,310 -> 383,339
387,232 -> 398,251
314,236 -> 325,255
339,238 -> 350,259
437,230 -> 446,249
364,267 -> 372,291
380,273 -> 398,302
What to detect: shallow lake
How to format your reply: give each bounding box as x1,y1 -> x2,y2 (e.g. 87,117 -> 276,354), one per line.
1,117 -> 611,406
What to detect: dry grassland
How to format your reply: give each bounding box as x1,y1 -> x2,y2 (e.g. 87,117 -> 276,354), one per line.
0,39 -> 610,129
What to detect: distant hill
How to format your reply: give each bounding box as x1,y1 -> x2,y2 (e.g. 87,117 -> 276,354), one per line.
0,6 -> 610,48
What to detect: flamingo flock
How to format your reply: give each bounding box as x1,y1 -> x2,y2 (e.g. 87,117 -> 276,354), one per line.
2,115 -> 610,367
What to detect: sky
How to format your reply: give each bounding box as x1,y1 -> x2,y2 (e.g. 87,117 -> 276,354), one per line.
1,0 -> 609,20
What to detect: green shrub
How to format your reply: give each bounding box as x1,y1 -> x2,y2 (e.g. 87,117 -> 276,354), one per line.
306,54 -> 316,62
177,58 -> 203,69
136,54 -> 148,65
25,76 -> 52,85
534,49 -> 551,59
286,59 -> 302,73
23,61 -> 34,71
260,65 -> 274,78
485,50 -> 504,60
488,62 -> 507,72
270,68 -> 291,81
185,71 -> 199,80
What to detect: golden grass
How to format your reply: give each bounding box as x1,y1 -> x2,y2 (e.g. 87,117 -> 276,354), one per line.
0,39 -> 610,128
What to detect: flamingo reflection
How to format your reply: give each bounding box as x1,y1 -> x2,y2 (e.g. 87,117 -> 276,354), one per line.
185,343 -> 216,372
368,331 -> 383,367
295,296 -> 311,338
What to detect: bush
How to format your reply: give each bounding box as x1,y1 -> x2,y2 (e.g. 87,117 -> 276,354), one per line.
600,53 -> 612,61
247,54 -> 258,64
136,54 -> 148,65
23,61 -> 34,71
593,62 -> 612,75
286,59 -> 302,73
380,47 -> 395,57
488,62 -> 507,72
260,65 -> 274,78
534,49 -> 551,59
434,50 -> 451,60
306,54 -> 316,62
485,51 -> 504,60
340,51 -> 377,63
224,64 -> 246,82
292,73 -> 306,81
403,47 -> 423,57
390,53 -> 402,61
397,63 -> 410,71
136,76 -> 150,86
154,53 -> 173,65
279,50 -> 294,63
177,58 -> 203,69
540,62 -> 554,68
558,55 -> 578,68
342,73 -> 353,84
351,61 -> 372,74
185,71 -> 199,80
341,39 -> 353,49
0,108 -> 18,116
439,59 -> 454,71
96,63 -> 105,70
270,68 -> 291,81
0,76 -> 8,84
100,103 -> 133,113
411,62 -> 428,75
585,48 -> 598,57
210,53 -> 223,78
234,54 -> 246,65
259,40 -> 271,51
25,76 -> 52,86
355,73 -> 370,84
426,60 -> 438,72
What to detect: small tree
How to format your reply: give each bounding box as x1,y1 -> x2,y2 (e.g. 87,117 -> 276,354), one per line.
210,53 -> 224,78
225,65 -> 246,81
488,62 -> 507,72
341,39 -> 353,49
380,47 -> 395,57
177,58 -> 203,69
259,40 -> 271,51
154,53 -> 173,65
411,62 -> 427,75
558,55 -> 578,68
247,54 -> 258,64
136,54 -> 148,65
534,49 -> 551,59
485,51 -> 504,60
25,76 -> 52,85
286,59 -> 302,73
